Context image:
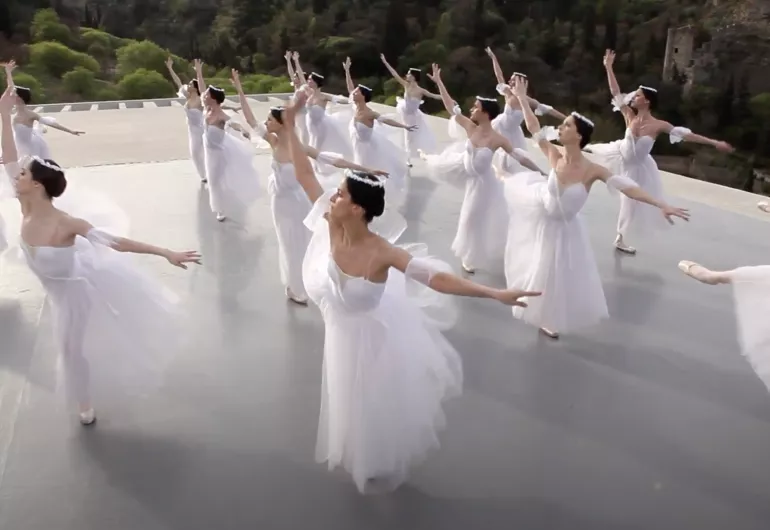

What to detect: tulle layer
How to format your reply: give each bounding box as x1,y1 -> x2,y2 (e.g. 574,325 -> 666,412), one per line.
13,123 -> 51,160
306,105 -> 354,177
204,125 -> 261,220
184,108 -> 206,181
731,266 -> 770,391
302,191 -> 462,493
396,97 -> 437,155
503,171 -> 608,332
350,120 -> 409,206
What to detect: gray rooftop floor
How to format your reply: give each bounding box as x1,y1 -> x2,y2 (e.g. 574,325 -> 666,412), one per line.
0,99 -> 769,529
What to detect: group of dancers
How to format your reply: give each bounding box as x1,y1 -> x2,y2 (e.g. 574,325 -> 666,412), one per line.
0,45 -> 767,495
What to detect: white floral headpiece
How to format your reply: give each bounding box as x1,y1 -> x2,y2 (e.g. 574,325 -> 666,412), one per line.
357,84 -> 372,92
345,168 -> 384,188
310,72 -> 324,79
639,85 -> 657,92
408,68 -> 421,72
512,72 -> 527,78
476,96 -> 497,102
23,155 -> 62,172
570,111 -> 594,128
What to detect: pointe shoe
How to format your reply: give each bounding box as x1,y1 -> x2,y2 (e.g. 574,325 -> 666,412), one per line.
286,287 -> 308,306
216,213 -> 226,222
461,262 -> 475,274
79,408 -> 96,426
539,327 -> 559,339
758,201 -> 769,213
614,236 -> 636,255
678,260 -> 719,285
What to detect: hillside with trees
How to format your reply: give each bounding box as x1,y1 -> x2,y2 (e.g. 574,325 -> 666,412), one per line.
1,0 -> 769,190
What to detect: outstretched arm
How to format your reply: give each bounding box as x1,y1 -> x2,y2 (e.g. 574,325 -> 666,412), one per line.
484,47 -> 507,85
380,54 -> 408,87
419,87 -> 443,100
0,86 -> 18,165
165,57 -> 184,89
230,69 -> 258,130
34,113 -> 84,136
305,145 -> 389,175
512,76 -> 560,165
372,111 -> 415,131
284,91 -> 325,203
499,137 -> 545,174
343,57 -> 355,95
3,60 -> 15,91
659,121 -> 734,152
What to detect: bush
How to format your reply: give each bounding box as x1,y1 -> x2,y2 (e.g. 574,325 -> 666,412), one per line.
30,9 -> 71,45
0,71 -> 45,103
79,28 -> 113,50
62,67 -> 97,99
117,69 -> 174,99
116,40 -> 178,78
86,42 -> 111,60
29,42 -> 100,78
94,86 -> 121,101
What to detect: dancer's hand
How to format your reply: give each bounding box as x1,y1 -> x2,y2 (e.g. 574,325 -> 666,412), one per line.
3,60 -> 16,74
193,59 -> 203,73
284,50 -> 292,61
230,69 -> 242,90
661,204 -> 690,223
428,63 -> 441,82
493,289 -> 541,307
71,130 -> 85,136
343,57 -> 351,70
715,140 -> 734,153
405,125 -> 418,132
484,46 -> 495,58
292,51 -> 299,60
379,53 -> 387,64
165,250 -> 201,269
512,75 -> 528,97
603,49 -> 615,69
165,57 -> 173,68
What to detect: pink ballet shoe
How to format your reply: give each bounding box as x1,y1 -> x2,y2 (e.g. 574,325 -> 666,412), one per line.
678,260 -> 719,285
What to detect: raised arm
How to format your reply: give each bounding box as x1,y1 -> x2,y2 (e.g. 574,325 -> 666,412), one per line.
372,111 -> 415,131
165,57 -> 184,89
65,217 -> 200,268
4,60 -> 16,91
511,76 -> 560,165
603,50 -> 634,124
230,69 -> 258,130
0,86 -> 18,165
285,50 -> 296,84
380,54 -> 407,87
194,59 -> 206,104
484,47 -> 507,85
285,91 -> 324,203
292,52 -> 307,86
342,57 -> 355,95
429,63 -> 475,131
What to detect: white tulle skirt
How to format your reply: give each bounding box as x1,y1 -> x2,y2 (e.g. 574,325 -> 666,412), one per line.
13,123 -> 51,160
306,105 -> 354,177
589,142 -> 669,238
730,266 -> 770,391
350,120 -> 409,206
188,124 -> 206,181
303,191 -> 462,493
503,172 -> 608,332
396,97 -> 437,157
204,125 -> 261,220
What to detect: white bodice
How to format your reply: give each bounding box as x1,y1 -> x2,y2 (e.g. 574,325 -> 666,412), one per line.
269,160 -> 303,196
542,171 -> 589,221
463,141 -> 495,176
325,257 -> 386,313
618,128 -> 655,163
398,95 -> 422,114
307,105 -> 326,125
351,120 -> 373,143
203,123 -> 227,150
13,122 -> 49,159
185,107 -> 204,130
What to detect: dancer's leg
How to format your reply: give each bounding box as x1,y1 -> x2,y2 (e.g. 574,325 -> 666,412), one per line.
61,315 -> 95,425
678,261 -> 733,285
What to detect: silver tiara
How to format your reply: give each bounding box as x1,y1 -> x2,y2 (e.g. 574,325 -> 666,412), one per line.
570,111 -> 594,127
512,72 -> 527,78
476,96 -> 497,102
270,106 -> 285,112
345,168 -> 384,187
208,85 -> 224,92
639,85 -> 657,92
310,72 -> 324,79
358,84 -> 372,91
14,85 -> 29,91
25,155 -> 62,172
408,68 -> 421,72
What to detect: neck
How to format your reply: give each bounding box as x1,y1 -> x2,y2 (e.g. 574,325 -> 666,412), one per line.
19,194 -> 54,217
563,143 -> 583,163
475,119 -> 492,132
636,107 -> 652,118
340,217 -> 370,242
355,101 -> 366,110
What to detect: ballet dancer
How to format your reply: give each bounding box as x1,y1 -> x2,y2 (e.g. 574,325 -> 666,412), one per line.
231,69 -> 388,305
165,57 -> 207,183
291,56 -> 354,175
594,49 -> 733,255
282,89 -> 539,494
379,54 -> 441,165
678,260 -> 770,391
0,85 -> 200,425
194,59 -> 260,222
4,61 -> 83,160
342,57 -> 415,204
285,51 -> 310,144
504,76 -> 689,339
421,63 -> 543,274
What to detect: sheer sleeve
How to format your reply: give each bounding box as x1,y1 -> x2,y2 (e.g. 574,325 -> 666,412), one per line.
668,126 -> 692,144
331,94 -> 346,104
315,151 -> 344,166
605,174 -> 638,195
531,126 -> 558,143
495,83 -> 509,96
38,116 -> 58,126
0,162 -> 20,198
85,228 -> 119,248
611,93 -> 633,112
534,103 -> 553,116
401,243 -> 458,329
303,188 -> 334,232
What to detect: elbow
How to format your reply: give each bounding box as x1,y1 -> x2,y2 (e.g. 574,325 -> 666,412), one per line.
428,272 -> 451,294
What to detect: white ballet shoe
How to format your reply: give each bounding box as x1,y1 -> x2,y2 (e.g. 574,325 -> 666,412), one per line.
539,327 -> 559,339
461,262 -> 475,274
417,149 -> 427,161
286,287 -> 308,306
79,408 -> 96,426
613,236 -> 636,255
216,213 -> 226,222
678,260 -> 719,285
757,201 -> 769,213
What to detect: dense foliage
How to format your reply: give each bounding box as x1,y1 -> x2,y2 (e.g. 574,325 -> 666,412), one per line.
1,1 -> 768,187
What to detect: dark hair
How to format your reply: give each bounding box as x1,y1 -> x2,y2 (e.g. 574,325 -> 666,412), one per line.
15,86 -> 31,104
345,171 -> 385,222
270,106 -> 284,124
309,72 -> 325,87
190,80 -> 200,96
571,113 -> 594,148
477,97 -> 501,120
357,85 -> 372,103
639,86 -> 658,110
207,85 -> 225,104
29,158 -> 66,199
407,68 -> 421,82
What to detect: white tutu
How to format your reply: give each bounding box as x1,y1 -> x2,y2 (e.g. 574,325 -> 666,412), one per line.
303,190 -> 462,493
395,96 -> 437,156
203,122 -> 261,220
588,128 -> 669,239
423,126 -> 508,270
16,191 -> 180,405
350,119 -> 409,205
306,104 -> 354,177
730,266 -> 770,391
184,108 -> 207,181
503,170 -> 608,332
491,105 -> 528,172
268,160 -> 312,299
13,122 -> 51,159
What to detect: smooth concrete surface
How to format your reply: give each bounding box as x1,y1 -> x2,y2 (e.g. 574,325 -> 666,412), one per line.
0,97 -> 769,530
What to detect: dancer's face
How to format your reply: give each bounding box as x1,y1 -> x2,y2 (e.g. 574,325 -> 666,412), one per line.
14,159 -> 36,195
469,101 -> 486,124
630,89 -> 648,110
203,89 -> 216,106
266,113 -> 282,134
187,81 -> 199,98
405,72 -> 415,83
330,180 -> 361,221
352,88 -> 365,104
557,116 -> 580,146
307,78 -> 318,90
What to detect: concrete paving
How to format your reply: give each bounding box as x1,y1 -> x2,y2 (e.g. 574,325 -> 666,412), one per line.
0,97 -> 769,530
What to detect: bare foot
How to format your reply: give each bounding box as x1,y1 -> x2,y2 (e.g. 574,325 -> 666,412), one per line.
678,260 -> 721,285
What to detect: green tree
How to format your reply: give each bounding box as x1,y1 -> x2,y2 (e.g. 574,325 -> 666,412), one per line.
117,68 -> 174,99
62,67 -> 97,99
116,40 -> 171,78
29,41 -> 100,78
30,8 -> 71,45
